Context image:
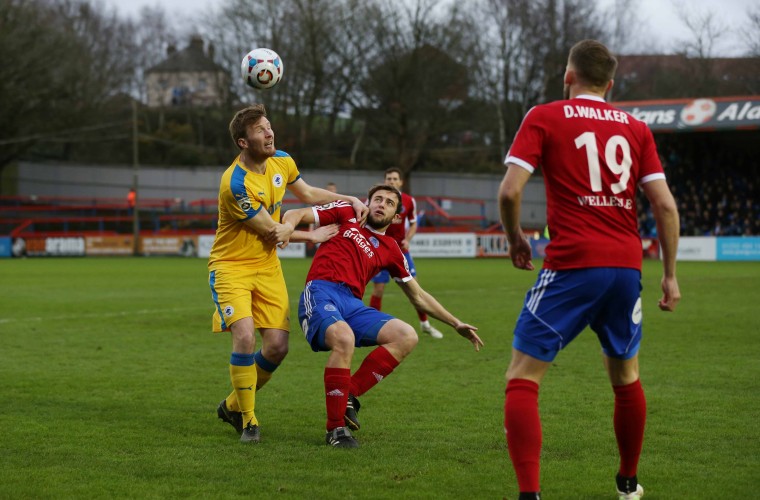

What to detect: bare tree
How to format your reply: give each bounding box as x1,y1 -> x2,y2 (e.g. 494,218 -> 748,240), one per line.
356,0 -> 481,181
0,0 -> 138,178
673,1 -> 726,95
741,4 -> 760,56
131,6 -> 180,103
602,0 -> 642,55
674,1 -> 726,59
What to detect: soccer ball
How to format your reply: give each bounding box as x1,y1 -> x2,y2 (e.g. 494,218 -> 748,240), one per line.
241,48 -> 283,90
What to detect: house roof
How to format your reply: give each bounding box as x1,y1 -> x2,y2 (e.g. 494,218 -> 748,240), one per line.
146,35 -> 226,74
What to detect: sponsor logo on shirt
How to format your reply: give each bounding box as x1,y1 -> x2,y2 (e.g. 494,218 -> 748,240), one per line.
343,227 -> 375,258
235,193 -> 252,211
576,195 -> 633,209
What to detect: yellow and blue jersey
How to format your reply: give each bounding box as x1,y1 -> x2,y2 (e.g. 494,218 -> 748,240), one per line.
208,151 -> 301,270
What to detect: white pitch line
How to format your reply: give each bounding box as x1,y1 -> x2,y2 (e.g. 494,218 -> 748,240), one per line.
0,306 -> 199,324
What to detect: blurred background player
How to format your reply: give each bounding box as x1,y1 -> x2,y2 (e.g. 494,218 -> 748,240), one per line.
498,40 -> 680,499
368,167 -> 444,339
209,104 -> 367,444
283,185 -> 483,448
126,187 -> 136,215
325,182 -> 338,193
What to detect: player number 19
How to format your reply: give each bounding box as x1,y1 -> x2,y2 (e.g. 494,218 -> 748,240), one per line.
574,132 -> 632,194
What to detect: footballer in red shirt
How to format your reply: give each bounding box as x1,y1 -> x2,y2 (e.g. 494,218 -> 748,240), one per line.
498,40 -> 681,500
368,168 -> 445,339
283,184 -> 483,448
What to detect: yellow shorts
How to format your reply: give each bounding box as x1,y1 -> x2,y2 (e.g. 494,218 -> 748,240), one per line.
209,264 -> 290,333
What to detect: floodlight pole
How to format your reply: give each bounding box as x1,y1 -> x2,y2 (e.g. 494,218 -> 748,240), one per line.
132,99 -> 140,256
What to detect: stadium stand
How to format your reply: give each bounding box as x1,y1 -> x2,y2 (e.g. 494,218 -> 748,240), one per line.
637,137 -> 759,237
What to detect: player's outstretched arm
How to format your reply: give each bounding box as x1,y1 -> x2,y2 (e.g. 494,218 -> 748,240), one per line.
499,164 -> 534,271
242,208 -> 295,246
288,178 -> 368,223
281,207 -> 316,228
278,208 -> 335,248
288,224 -> 340,246
641,178 -> 681,312
398,279 -> 483,351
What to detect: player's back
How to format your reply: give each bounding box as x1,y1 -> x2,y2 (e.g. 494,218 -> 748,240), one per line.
508,95 -> 664,271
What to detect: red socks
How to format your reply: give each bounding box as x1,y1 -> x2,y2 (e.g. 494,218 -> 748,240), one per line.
504,379 -> 541,493
369,295 -> 382,311
349,346 -> 399,397
613,379 -> 646,477
324,367 -> 351,431
505,377 -> 646,493
417,310 -> 428,322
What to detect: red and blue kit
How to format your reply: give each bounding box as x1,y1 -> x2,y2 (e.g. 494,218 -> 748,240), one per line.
306,201 -> 413,298
506,95 -> 665,271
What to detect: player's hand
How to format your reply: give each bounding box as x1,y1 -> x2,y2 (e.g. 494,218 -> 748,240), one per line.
658,276 -> 680,311
400,239 -> 410,252
265,222 -> 294,246
348,196 -> 369,224
310,223 -> 340,244
508,234 -> 534,271
454,322 -> 483,352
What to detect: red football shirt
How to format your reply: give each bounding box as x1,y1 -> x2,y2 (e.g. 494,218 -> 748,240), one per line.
506,95 -> 665,270
384,192 -> 417,244
306,201 -> 413,298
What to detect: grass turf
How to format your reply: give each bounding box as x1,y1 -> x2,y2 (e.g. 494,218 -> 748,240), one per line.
0,257 -> 758,498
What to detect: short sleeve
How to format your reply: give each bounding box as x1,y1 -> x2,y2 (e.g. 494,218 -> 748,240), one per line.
223,167 -> 262,220
285,155 -> 301,185
313,202 -> 354,227
504,106 -> 543,173
388,247 -> 414,282
407,196 -> 418,224
638,125 -> 665,180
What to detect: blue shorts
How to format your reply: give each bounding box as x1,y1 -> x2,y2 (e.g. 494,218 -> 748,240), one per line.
372,251 -> 416,284
298,280 -> 395,352
513,268 -> 643,362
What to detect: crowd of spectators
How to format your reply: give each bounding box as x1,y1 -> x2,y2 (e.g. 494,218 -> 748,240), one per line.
637,137 -> 759,238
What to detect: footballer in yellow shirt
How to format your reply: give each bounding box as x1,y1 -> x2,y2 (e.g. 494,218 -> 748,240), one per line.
209,104 -> 367,443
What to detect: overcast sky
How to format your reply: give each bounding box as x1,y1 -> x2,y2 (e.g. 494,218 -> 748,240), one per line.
100,0 -> 756,57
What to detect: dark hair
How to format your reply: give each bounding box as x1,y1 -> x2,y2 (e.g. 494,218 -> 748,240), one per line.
568,40 -> 617,89
367,184 -> 403,215
384,167 -> 403,177
229,104 -> 267,148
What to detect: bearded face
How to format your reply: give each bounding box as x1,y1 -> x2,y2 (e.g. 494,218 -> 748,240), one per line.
366,210 -> 397,229
366,189 -> 401,230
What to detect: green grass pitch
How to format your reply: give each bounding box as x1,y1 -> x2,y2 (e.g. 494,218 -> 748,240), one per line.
1,257 -> 758,498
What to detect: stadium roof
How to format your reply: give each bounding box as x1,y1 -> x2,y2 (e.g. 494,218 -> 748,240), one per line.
613,95 -> 760,132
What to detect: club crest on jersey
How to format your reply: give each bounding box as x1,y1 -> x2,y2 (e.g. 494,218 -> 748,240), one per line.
369,236 -> 380,248
272,173 -> 284,187
223,305 -> 234,317
324,304 -> 337,312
